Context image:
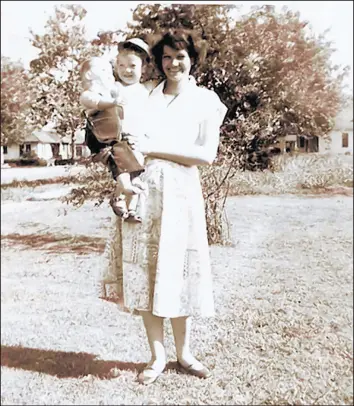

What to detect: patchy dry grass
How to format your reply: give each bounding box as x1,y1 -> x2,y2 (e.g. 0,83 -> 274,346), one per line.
1,185 -> 353,405
0,176 -> 78,190
200,153 -> 353,244
1,232 -> 106,255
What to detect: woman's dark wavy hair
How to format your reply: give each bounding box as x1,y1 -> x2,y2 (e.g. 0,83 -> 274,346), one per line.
150,30 -> 207,75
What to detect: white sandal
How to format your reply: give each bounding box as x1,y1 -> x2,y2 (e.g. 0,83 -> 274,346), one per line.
137,365 -> 162,385
177,360 -> 211,379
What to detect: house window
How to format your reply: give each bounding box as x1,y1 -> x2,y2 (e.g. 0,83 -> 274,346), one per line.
342,132 -> 349,148
75,146 -> 83,157
3,146 -> 8,154
19,145 -> 24,156
25,144 -> 31,153
285,141 -> 295,153
299,136 -> 305,148
51,143 -> 60,157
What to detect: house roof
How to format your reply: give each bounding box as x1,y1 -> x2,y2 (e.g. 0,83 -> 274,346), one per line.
74,129 -> 85,144
61,129 -> 85,145
60,136 -> 71,144
25,129 -> 86,145
25,130 -> 61,144
22,126 -> 86,145
24,134 -> 41,143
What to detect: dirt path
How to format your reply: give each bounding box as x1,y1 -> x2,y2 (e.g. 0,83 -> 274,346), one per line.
1,186 -> 353,405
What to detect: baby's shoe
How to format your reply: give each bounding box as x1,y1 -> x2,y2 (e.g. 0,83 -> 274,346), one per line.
125,210 -> 142,223
110,196 -> 129,219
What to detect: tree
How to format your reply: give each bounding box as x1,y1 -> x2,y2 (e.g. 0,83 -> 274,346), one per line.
28,4 -> 102,157
1,57 -> 33,145
65,4 -> 348,244
119,4 -> 347,242
126,4 -> 347,167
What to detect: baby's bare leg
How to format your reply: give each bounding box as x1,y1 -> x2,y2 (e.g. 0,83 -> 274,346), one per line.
118,172 -> 145,195
125,193 -> 142,223
126,194 -> 141,223
126,174 -> 147,223
118,173 -> 134,193
128,194 -> 139,212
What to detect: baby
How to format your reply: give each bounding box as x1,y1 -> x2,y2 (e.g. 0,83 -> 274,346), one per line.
80,39 -> 150,222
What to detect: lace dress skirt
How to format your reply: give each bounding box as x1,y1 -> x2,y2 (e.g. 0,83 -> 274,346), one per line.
98,158 -> 215,318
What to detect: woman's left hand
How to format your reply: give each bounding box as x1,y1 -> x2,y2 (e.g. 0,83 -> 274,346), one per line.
122,132 -> 150,155
121,132 -> 139,149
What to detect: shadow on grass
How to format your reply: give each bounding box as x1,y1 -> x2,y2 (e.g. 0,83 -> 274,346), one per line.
1,233 -> 106,255
1,345 -> 179,379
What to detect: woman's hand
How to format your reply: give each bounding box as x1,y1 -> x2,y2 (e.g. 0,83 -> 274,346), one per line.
122,133 -> 150,155
121,132 -> 138,149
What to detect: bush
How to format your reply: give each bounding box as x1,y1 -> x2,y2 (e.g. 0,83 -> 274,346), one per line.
115,3 -> 345,244
22,150 -> 38,159
4,158 -> 36,166
55,158 -> 75,166
47,4 -> 345,245
229,153 -> 354,195
4,157 -> 47,167
37,158 -> 48,166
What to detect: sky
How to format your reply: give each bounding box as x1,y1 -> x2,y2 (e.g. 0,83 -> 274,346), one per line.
1,0 -> 353,92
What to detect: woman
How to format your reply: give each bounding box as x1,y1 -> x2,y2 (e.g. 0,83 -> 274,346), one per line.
99,30 -> 227,385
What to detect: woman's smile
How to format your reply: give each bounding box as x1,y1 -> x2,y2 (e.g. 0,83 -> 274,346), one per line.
162,46 -> 192,82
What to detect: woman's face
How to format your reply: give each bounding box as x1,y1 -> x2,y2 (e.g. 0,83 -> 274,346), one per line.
161,45 -> 193,82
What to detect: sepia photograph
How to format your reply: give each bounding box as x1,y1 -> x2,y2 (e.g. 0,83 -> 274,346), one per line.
1,1 -> 353,404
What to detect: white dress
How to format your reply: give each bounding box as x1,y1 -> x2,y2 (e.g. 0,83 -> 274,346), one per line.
98,78 -> 227,318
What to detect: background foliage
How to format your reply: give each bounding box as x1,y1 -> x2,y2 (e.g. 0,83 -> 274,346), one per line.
1,4 -> 349,243
1,57 -> 33,145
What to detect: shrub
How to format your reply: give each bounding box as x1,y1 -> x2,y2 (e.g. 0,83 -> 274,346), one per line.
229,153 -> 353,195
22,150 -> 38,159
55,158 -> 75,166
5,158 -> 36,166
37,158 -> 48,166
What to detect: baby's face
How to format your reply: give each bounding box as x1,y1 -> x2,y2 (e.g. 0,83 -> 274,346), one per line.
89,59 -> 114,85
116,52 -> 143,86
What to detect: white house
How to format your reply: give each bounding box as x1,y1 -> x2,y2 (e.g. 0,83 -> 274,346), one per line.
61,128 -> 91,160
276,134 -> 319,153
319,102 -> 353,154
2,124 -> 90,163
1,147 -> 5,166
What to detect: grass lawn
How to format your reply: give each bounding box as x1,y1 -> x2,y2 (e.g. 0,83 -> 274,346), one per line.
1,185 -> 353,405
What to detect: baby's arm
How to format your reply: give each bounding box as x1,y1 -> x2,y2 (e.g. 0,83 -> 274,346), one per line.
80,90 -> 119,111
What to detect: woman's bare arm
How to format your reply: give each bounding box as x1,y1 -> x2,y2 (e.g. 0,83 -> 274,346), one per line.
142,95 -> 227,166
144,118 -> 221,166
